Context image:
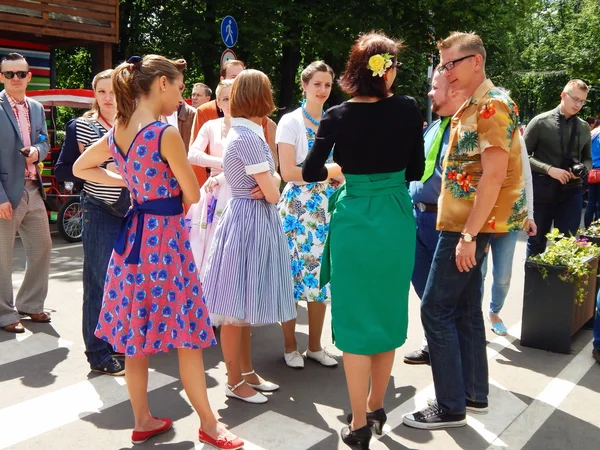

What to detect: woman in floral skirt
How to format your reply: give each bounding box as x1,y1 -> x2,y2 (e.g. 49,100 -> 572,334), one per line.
277,61 -> 342,369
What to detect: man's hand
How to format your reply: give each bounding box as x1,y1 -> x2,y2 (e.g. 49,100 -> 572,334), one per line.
250,186 -> 265,199
456,239 -> 477,272
526,219 -> 537,236
25,146 -> 38,165
203,177 -> 219,193
0,202 -> 13,220
547,167 -> 574,184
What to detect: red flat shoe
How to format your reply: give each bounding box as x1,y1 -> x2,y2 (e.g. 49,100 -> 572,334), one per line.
131,417 -> 172,444
199,429 -> 244,449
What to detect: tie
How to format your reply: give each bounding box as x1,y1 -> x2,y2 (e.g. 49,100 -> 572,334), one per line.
421,117 -> 450,183
15,102 -> 37,179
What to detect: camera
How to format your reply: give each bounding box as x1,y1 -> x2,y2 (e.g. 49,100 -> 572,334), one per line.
562,158 -> 588,179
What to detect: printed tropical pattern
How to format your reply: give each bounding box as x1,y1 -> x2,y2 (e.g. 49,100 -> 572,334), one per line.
438,80 -> 528,233
277,129 -> 338,302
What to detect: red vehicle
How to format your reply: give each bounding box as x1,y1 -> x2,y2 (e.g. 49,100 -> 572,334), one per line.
29,89 -> 94,243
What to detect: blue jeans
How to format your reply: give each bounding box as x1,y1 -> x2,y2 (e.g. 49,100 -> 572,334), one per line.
81,190 -> 130,367
527,186 -> 583,257
585,183 -> 600,228
594,290 -> 600,350
411,210 -> 440,299
481,232 -> 519,316
421,231 -> 492,414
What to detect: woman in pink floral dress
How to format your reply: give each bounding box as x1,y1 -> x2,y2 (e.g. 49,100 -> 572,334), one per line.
74,54 -> 243,449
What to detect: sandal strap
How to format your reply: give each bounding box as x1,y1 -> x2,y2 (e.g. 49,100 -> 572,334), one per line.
241,370 -> 256,377
227,379 -> 246,392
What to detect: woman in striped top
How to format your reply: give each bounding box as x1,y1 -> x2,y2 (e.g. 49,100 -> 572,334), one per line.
78,69 -> 132,376
203,70 -> 296,404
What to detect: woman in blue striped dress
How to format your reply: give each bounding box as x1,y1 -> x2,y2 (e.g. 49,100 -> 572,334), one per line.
203,69 -> 296,404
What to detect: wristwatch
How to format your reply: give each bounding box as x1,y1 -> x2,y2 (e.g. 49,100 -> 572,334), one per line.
461,232 -> 477,243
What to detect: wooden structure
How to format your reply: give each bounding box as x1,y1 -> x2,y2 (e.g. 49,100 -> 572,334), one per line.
0,0 -> 119,70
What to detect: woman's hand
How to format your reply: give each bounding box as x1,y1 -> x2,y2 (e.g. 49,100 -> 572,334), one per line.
204,176 -> 220,193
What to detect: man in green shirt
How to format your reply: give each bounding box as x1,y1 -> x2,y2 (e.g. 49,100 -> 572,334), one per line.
525,79 -> 591,256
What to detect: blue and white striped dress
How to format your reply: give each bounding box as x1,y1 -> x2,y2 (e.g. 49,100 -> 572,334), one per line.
203,118 -> 296,325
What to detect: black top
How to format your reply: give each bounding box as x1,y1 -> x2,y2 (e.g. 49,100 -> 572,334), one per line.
302,95 -> 425,182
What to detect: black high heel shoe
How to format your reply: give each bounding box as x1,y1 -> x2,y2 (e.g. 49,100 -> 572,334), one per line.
345,408 -> 387,435
341,425 -> 372,450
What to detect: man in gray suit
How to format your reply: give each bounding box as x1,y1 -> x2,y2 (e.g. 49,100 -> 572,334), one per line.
0,53 -> 52,333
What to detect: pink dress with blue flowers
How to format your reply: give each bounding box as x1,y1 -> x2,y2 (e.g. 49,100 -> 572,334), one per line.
94,121 -> 216,357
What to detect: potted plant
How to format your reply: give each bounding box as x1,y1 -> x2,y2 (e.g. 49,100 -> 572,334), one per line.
521,228 -> 600,354
579,220 -> 600,246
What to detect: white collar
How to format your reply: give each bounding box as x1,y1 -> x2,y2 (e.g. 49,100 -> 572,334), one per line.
231,117 -> 266,143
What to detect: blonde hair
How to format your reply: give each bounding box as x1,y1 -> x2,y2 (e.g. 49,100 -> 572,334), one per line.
564,79 -> 589,93
230,69 -> 276,118
437,31 -> 486,64
83,69 -> 113,119
216,79 -> 234,100
112,55 -> 187,126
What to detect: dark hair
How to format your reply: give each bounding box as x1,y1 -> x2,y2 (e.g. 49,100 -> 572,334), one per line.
230,69 -> 276,118
301,61 -> 335,85
339,32 -> 403,98
585,116 -> 599,127
113,55 -> 186,126
220,60 -> 245,78
1,52 -> 28,70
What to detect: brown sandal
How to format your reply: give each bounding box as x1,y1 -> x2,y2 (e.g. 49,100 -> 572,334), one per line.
18,312 -> 51,323
3,322 -> 25,333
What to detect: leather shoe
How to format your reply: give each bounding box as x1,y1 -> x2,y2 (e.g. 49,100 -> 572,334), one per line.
18,311 -> 51,323
3,322 -> 25,333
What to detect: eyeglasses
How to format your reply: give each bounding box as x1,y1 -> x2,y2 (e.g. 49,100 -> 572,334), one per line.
395,61 -> 403,69
1,71 -> 28,79
566,92 -> 587,106
437,55 -> 476,75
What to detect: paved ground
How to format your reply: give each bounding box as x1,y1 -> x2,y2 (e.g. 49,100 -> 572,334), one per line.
1,229 -> 599,450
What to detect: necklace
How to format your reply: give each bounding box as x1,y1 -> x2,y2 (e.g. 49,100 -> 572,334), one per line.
98,112 -> 114,128
301,101 -> 322,126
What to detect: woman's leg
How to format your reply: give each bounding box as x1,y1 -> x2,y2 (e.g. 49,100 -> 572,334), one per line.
125,356 -> 165,431
307,302 -> 327,353
489,232 -> 519,319
343,352 -> 371,430
367,350 -> 395,412
281,306 -> 299,353
178,348 -> 237,439
221,324 -> 257,398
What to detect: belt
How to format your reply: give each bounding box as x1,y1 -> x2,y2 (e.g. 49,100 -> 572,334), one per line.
414,202 -> 438,213
114,195 -> 183,264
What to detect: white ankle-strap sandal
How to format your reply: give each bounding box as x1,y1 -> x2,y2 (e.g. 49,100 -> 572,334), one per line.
241,370 -> 280,392
225,379 -> 268,404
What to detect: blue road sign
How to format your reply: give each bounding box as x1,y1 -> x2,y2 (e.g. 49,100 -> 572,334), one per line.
221,16 -> 238,48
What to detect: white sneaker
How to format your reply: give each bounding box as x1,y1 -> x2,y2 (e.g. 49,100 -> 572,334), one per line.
284,350 -> 304,369
306,348 -> 338,367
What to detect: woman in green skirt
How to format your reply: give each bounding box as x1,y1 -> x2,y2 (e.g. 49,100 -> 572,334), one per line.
302,32 -> 424,450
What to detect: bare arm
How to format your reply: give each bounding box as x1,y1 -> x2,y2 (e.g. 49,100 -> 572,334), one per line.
73,135 -> 126,186
253,171 -> 281,204
161,126 -> 200,205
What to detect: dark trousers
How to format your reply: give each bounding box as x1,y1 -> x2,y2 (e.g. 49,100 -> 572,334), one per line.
585,183 -> 600,228
421,232 -> 492,414
527,186 -> 583,257
81,190 -> 130,366
411,209 -> 440,299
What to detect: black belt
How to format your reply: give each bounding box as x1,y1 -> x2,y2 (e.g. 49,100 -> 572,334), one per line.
414,202 -> 438,213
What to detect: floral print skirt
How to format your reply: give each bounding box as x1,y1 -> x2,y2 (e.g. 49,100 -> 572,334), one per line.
277,181 -> 338,302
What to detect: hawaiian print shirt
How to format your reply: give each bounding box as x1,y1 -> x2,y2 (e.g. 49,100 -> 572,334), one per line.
437,79 -> 527,233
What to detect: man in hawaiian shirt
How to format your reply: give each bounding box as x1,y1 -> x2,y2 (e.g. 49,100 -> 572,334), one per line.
404,32 -> 526,430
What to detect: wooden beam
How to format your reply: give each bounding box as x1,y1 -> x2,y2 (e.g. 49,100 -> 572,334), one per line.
92,42 -> 113,73
0,22 -> 117,43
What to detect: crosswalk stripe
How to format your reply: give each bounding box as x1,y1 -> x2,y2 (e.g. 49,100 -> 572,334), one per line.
0,370 -> 177,449
0,332 -> 72,366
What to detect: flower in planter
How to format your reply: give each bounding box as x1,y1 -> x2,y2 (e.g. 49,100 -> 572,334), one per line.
579,219 -> 600,238
528,228 -> 600,305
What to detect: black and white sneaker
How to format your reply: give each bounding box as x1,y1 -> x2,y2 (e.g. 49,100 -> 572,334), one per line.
403,404 -> 467,430
427,397 -> 488,414
91,357 -> 125,376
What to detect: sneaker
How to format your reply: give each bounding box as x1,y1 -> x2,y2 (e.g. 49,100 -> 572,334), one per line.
427,397 -> 488,414
593,349 -> 600,365
91,357 -> 125,376
403,349 -> 430,365
403,404 -> 467,430
284,350 -> 304,369
306,348 -> 338,367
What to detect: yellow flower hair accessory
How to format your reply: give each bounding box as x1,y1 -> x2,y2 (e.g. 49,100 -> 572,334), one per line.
368,53 -> 393,77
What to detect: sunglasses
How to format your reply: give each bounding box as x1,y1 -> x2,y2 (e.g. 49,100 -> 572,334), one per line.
2,71 -> 29,79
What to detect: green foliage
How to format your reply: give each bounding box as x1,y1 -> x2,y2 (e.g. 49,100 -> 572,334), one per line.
581,219 -> 600,237
529,228 -> 600,305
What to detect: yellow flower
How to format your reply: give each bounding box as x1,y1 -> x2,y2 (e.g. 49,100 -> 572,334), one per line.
368,55 -> 385,73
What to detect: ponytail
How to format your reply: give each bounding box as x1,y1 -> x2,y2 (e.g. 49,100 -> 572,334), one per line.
113,62 -> 137,126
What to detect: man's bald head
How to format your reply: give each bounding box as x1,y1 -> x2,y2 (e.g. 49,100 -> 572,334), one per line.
428,70 -> 466,117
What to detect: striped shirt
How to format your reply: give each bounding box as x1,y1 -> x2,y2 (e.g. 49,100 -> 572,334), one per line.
76,118 -> 122,204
